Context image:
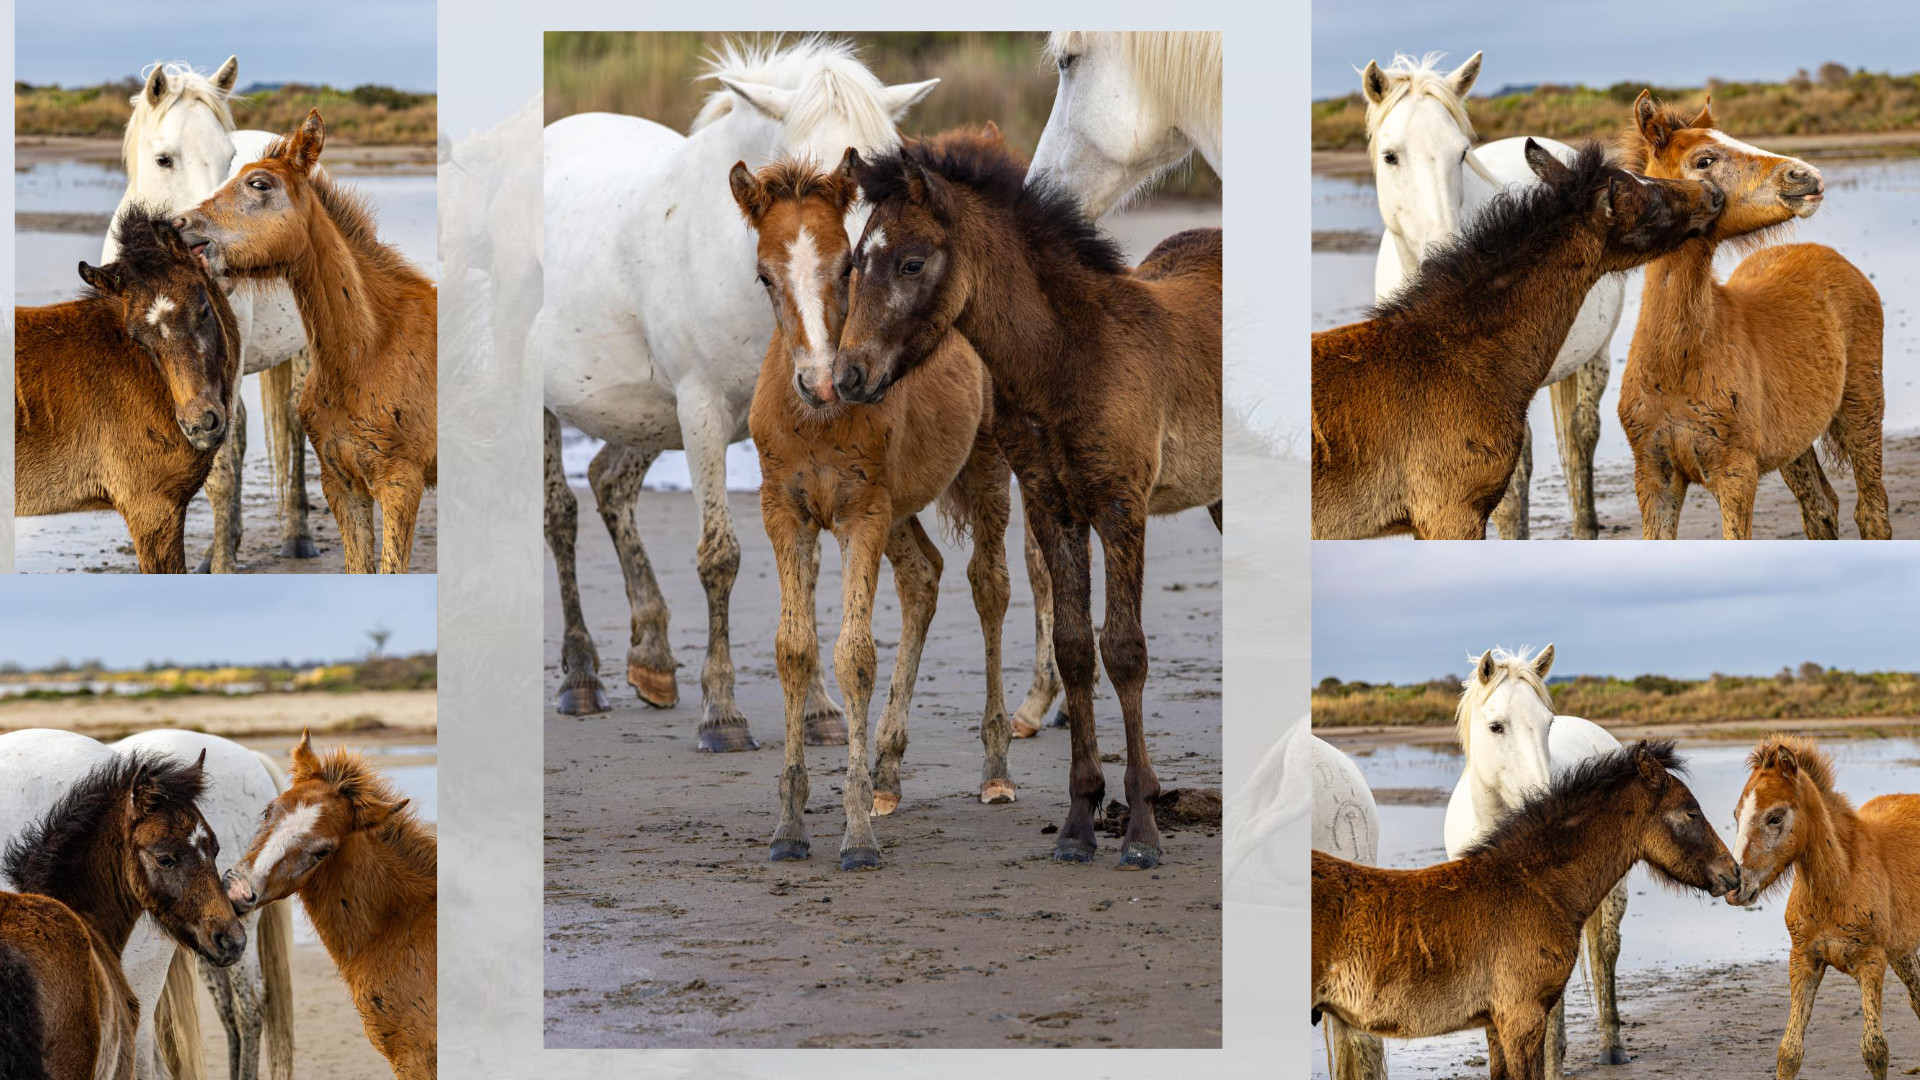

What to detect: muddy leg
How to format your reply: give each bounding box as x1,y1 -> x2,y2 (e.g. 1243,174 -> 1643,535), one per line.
1497,1011 -> 1549,1080
197,389 -> 246,573
1011,493 -> 1064,737
1327,1014 -> 1386,1080
586,440 -> 679,712
871,517 -> 941,818
961,456 -> 1015,804
1778,447 -> 1841,540
1632,450 -> 1686,540
1489,417 -> 1533,540
1031,507 -> 1101,862
127,501 -> 190,574
276,350 -> 319,558
1550,350 -> 1608,539
1860,952 -> 1890,1080
1586,879 -> 1629,1064
800,538 -> 849,745
766,514 -> 819,862
200,951 -> 263,1080
546,412 -> 609,715
1486,1030 -> 1510,1080
1778,949 -> 1824,1080
1094,504 -> 1162,869
832,511 -> 889,871
375,475 -> 424,574
1832,404 -> 1892,539
1706,456 -> 1760,540
319,469 -> 377,574
1544,998 -> 1566,1080
1891,951 -> 1920,1023
679,388 -> 755,751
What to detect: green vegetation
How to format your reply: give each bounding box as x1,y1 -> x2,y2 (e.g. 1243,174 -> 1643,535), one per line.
14,80 -> 436,145
543,31 -> 1221,199
1312,65 -> 1920,151
0,652 -> 437,701
1313,666 -> 1920,727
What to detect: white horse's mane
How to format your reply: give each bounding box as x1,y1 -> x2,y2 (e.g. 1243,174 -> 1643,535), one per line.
1454,645 -> 1553,751
1045,31 -> 1223,145
122,62 -> 239,185
693,36 -> 898,152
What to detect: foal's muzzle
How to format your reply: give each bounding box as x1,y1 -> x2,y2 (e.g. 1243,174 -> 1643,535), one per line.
181,407 -> 228,451
224,869 -> 259,914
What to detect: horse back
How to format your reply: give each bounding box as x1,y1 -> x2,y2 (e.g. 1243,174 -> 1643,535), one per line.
0,890 -> 131,1080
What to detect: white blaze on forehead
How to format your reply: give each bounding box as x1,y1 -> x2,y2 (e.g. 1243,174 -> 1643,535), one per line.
785,225 -> 833,386
1732,791 -> 1758,862
253,802 -> 322,875
190,820 -> 212,850
146,296 -> 176,324
1707,130 -> 1800,169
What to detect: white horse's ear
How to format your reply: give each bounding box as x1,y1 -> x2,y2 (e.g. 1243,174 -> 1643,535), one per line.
1532,644 -> 1555,681
1361,61 -> 1389,105
1475,650 -> 1495,684
212,55 -> 239,95
1448,52 -> 1482,98
878,78 -> 939,121
717,78 -> 795,123
144,64 -> 170,107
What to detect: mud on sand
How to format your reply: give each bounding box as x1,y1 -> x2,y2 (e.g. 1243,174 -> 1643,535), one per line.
544,489 -> 1223,1048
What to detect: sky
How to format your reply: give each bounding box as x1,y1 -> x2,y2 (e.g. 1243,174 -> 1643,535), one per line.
1313,545 -> 1919,683
1312,0 -> 1919,99
15,0 -> 435,91
0,578 -> 436,669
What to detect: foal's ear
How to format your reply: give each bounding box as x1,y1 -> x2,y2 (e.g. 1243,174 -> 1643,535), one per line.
728,161 -> 765,223
289,729 -> 320,776
1634,742 -> 1670,789
78,261 -> 122,295
1688,95 -> 1716,130
1633,90 -> 1678,152
1361,60 -> 1389,105
357,797 -> 410,831
907,159 -> 956,221
1523,139 -> 1570,185
1447,52 -> 1483,99
979,119 -> 1003,145
212,55 -> 240,96
148,218 -> 190,260
286,109 -> 326,174
1531,644 -> 1556,681
1773,743 -> 1800,778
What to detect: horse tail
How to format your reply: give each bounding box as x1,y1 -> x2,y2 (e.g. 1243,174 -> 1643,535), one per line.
256,748 -> 290,794
0,940 -> 53,1080
260,355 -> 299,515
156,945 -> 207,1080
1819,429 -> 1852,477
935,485 -> 973,545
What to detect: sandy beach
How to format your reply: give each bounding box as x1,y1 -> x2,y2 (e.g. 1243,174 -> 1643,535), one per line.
0,689 -> 437,741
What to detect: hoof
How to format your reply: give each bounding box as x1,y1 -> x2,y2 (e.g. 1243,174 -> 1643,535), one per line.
839,846 -> 881,872
1009,718 -> 1041,739
769,838 -> 810,862
1598,1047 -> 1630,1066
1052,836 -> 1096,864
555,684 -> 611,716
696,724 -> 760,753
803,708 -> 848,746
279,536 -> 320,559
872,792 -> 901,817
1118,842 -> 1161,870
979,780 -> 1016,805
629,663 -> 678,709
1048,708 -> 1070,730
192,556 -> 213,575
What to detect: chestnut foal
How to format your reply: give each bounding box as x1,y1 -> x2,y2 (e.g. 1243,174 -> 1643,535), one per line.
177,109 -> 438,572
15,204 -> 240,572
1619,93 -> 1888,540
1314,742 -> 1740,1080
1730,736 -> 1920,1080
733,157 -> 1018,871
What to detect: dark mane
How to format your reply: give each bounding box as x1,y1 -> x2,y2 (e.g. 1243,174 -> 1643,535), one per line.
855,127 -> 1129,275
1460,741 -> 1686,860
1,752 -> 207,895
316,748 -> 437,876
99,203 -> 197,291
1369,140 -> 1619,327
261,137 -> 431,285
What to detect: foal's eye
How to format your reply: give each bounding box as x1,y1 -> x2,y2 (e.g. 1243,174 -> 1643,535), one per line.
156,155 -> 174,169
249,177 -> 271,192
1768,811 -> 1786,826
313,847 -> 334,861
155,853 -> 177,868
1695,156 -> 1715,170
755,272 -> 772,288
901,258 -> 925,275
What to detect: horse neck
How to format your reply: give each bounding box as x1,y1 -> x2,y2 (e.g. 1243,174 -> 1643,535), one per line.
1631,236 -> 1721,378
1484,794 -> 1644,928
300,821 -> 432,966
946,203 -> 1090,399
283,200 -> 390,370
51,804 -> 144,953
1788,782 -> 1861,910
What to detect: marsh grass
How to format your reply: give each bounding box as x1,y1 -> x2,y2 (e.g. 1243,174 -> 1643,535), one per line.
1312,68 -> 1920,151
543,31 -> 1222,199
15,80 -> 437,145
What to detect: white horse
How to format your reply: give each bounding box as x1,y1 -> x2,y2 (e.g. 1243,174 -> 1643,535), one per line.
1311,735 -> 1386,1080
1446,646 -> 1629,1077
113,730 -> 295,1080
1362,53 -> 1623,540
110,59 -> 317,572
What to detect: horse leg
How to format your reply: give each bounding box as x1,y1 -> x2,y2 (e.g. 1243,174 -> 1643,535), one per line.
545,411 -> 609,714
126,500 -> 189,574
374,473 -> 425,574
799,536 -> 849,745
1891,951 -> 1920,1018
1778,948 -> 1825,1079
1705,456 -> 1759,540
270,350 -> 320,558
198,388 -> 246,573
1858,952 -> 1890,1080
831,509 -> 890,871
1094,500 -> 1161,869
1011,490 -> 1063,737
201,949 -> 265,1080
1544,997 -> 1566,1080
1551,350 -> 1608,539
1632,450 -> 1685,540
586,440 -> 679,712
1486,1028 -> 1511,1080
1497,1011 -> 1549,1080
1489,417 -> 1533,540
1032,507 -> 1101,862
1327,1014 -> 1386,1080
318,469 -> 377,574
1413,502 -> 1491,541
766,513 -> 819,862
1209,499 -> 1223,531
959,453 -> 1016,804
1777,448 -> 1840,540
1831,401 -> 1892,539
871,517 -> 941,817
1586,879 -> 1629,1064
678,387 -> 756,752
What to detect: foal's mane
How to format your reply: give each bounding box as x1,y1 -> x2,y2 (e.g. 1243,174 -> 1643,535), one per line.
0,752 -> 207,895
694,36 -> 898,152
95,203 -> 199,297
1043,32 -> 1223,140
1453,645 -> 1553,752
857,128 -> 1129,275
1369,141 -> 1618,327
122,62 -> 238,185
1748,733 -> 1840,795
313,748 -> 436,876
754,156 -> 848,205
260,135 -> 427,285
1460,741 -> 1686,860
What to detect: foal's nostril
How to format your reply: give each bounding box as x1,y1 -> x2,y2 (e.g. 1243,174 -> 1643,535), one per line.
835,364 -> 867,399
200,410 -> 221,433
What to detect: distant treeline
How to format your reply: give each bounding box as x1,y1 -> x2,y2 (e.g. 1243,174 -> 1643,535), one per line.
14,80 -> 437,145
544,31 -> 1220,199
0,652 -> 437,697
1313,664 -> 1920,727
1312,64 -> 1920,151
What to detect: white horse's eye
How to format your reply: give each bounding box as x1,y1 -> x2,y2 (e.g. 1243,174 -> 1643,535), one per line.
1488,722 -> 1504,734
1382,151 -> 1399,166
156,155 -> 173,169
1057,54 -> 1077,73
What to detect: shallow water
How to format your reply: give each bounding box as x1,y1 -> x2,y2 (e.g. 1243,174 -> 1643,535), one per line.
1312,736 -> 1920,1076
1310,158 -> 1920,478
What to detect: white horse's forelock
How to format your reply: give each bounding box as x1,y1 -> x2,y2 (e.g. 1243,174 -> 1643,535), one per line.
1454,645 -> 1553,752
1044,32 -> 1223,148
122,62 -> 239,185
1363,52 -> 1498,186
693,36 -> 899,154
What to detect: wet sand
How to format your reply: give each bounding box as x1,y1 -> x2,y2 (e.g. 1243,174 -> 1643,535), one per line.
184,940 -> 392,1080
0,689 -> 437,740
544,489 -> 1223,1048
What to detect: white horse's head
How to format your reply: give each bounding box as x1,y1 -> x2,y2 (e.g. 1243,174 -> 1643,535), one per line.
1362,51 -> 1498,275
1455,644 -> 1558,814
122,59 -> 243,217
1031,31 -> 1223,221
